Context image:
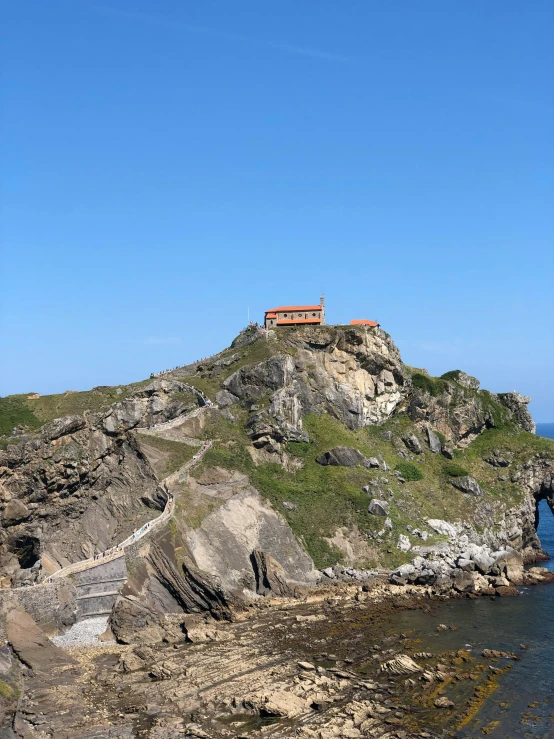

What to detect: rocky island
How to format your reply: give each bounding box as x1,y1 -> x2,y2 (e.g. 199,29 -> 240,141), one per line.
1,322 -> 553,738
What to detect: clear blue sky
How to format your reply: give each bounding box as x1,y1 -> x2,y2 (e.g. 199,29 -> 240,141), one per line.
1,1 -> 553,420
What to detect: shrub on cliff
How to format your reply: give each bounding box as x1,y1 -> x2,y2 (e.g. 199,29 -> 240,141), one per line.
395,461 -> 424,481
440,370 -> 462,382
411,373 -> 446,397
443,463 -> 469,478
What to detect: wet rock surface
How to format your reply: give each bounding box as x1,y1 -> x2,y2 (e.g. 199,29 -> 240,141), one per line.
4,584 -> 527,738
5,578 -> 548,738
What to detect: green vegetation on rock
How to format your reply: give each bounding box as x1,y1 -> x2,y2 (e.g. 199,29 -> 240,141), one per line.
0,395 -> 41,436
135,434 -> 197,478
0,381 -> 152,439
192,407 -> 537,570
0,679 -> 17,700
395,461 -> 424,481
443,463 -> 470,478
2,322 -> 551,579
411,373 -> 446,397
440,370 -> 462,382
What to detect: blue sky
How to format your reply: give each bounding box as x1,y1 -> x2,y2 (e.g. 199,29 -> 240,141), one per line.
1,1 -> 553,420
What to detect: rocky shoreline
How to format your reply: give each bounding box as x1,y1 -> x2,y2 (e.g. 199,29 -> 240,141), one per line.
320,546 -> 554,600
4,573 -> 554,738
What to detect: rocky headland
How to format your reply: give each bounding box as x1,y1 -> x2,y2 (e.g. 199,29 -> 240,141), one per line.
0,323 -> 553,737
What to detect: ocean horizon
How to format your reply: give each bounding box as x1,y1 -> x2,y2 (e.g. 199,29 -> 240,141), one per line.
537,422 -> 554,440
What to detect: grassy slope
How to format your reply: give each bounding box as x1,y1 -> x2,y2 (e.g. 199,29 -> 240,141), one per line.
180,332 -> 554,569
192,409 -> 554,569
3,327 -> 553,572
135,434 -> 197,478
0,379 -> 203,444
0,380 -> 154,439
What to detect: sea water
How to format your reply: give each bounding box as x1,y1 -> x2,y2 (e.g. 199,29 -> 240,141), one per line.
388,423 -> 554,737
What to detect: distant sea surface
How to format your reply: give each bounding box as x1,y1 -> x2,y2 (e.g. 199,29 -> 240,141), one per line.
537,422 -> 554,441
388,421 -> 554,737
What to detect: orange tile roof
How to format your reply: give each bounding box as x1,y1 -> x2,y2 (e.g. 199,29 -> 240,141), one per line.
265,312 -> 277,319
350,319 -> 379,327
276,318 -> 322,325
266,305 -> 322,313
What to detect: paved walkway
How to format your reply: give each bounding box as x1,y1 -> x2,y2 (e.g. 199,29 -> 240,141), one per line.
43,395 -> 216,583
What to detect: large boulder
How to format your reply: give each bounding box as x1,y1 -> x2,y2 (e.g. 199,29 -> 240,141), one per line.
380,654 -> 422,675
397,535 -> 411,552
460,544 -> 496,574
450,476 -> 483,496
215,389 -> 239,407
426,428 -> 442,453
484,452 -> 510,468
316,447 -> 367,467
402,434 -> 422,454
1,500 -> 31,526
368,499 -> 389,516
109,597 -> 165,645
493,550 -> 524,583
426,519 -> 458,538
244,690 -> 307,718
250,550 -> 295,597
5,606 -> 76,672
451,568 -> 475,592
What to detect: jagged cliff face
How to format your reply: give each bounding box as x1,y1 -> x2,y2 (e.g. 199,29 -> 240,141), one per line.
210,326 -> 536,457
0,379 -> 198,586
0,324 -> 552,599
185,325 -> 552,568
408,383 -> 535,447
220,326 -> 409,432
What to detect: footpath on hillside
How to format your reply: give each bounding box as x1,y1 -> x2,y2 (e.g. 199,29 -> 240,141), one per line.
44,387 -> 216,583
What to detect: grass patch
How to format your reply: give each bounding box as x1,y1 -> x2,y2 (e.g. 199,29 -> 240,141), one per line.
395,461 -> 424,481
135,434 -> 197,478
0,395 -> 41,436
411,373 -> 446,397
0,680 -> 17,700
440,370 -> 462,382
443,463 -> 469,478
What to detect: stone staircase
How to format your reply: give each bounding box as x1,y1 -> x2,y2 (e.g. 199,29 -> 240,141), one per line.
74,555 -> 127,619
41,390 -> 217,622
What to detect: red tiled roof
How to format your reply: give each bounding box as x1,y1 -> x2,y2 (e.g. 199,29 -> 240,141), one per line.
350,319 -> 379,327
276,318 -> 322,325
266,305 -> 322,313
265,312 -> 277,319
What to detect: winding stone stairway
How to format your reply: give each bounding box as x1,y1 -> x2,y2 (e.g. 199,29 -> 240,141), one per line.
42,386 -> 217,622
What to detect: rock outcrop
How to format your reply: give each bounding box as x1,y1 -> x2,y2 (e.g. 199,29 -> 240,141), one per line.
0,379 -> 196,585
0,323 -> 552,615
316,447 -> 369,467
185,487 -> 318,595
222,326 -> 409,442
498,392 -> 536,433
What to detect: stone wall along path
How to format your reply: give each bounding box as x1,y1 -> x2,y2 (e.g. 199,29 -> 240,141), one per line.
43,395 -> 216,583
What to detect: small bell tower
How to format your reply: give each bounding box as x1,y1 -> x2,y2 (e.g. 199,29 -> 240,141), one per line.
320,294 -> 325,325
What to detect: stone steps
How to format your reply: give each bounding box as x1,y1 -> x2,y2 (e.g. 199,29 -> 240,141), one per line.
76,590 -> 120,601
80,610 -> 113,618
